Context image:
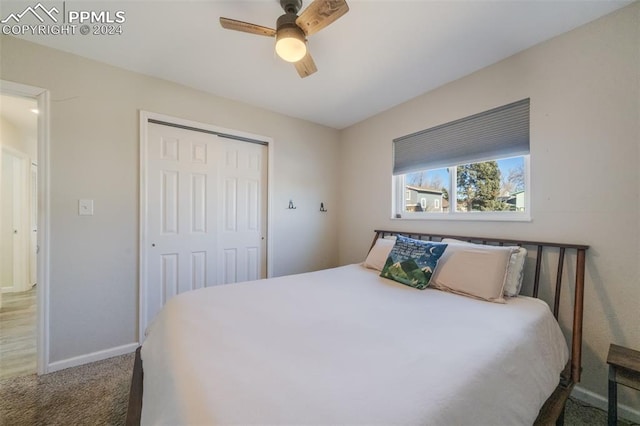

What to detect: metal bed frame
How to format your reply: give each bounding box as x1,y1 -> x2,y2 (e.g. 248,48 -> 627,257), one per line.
126,229 -> 588,425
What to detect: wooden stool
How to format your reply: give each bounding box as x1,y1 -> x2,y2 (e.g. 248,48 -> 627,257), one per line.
607,343 -> 640,425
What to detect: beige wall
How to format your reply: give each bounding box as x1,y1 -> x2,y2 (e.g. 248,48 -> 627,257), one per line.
0,35 -> 340,363
338,3 -> 639,411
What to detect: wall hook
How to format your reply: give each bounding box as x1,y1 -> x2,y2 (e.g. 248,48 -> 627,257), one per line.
320,202 -> 328,212
288,200 -> 297,209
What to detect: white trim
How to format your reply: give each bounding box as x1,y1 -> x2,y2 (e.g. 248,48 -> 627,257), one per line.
450,165 -> 458,212
572,385 -> 640,423
523,154 -> 531,216
138,111 -> 274,344
138,112 -> 149,344
0,80 -> 45,98
266,133 -> 275,279
48,342 -> 138,373
393,212 -> 533,222
1,80 -> 51,375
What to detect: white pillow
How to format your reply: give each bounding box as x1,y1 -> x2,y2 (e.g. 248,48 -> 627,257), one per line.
442,238 -> 527,297
363,236 -> 397,271
503,246 -> 527,296
432,243 -> 515,303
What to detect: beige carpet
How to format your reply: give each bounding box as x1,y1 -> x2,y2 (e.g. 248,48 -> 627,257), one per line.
0,352 -> 635,425
0,353 -> 134,425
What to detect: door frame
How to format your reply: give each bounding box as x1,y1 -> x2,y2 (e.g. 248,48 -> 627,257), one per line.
138,110 -> 274,343
1,79 -> 51,375
30,162 -> 38,287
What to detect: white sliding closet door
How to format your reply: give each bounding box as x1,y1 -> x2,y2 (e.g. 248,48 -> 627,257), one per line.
217,137 -> 268,285
143,122 -> 267,331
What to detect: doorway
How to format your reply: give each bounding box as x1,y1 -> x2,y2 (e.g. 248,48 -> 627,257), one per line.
0,94 -> 38,378
0,80 -> 50,376
139,112 -> 272,340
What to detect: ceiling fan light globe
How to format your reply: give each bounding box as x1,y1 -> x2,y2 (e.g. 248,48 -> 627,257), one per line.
275,27 -> 307,63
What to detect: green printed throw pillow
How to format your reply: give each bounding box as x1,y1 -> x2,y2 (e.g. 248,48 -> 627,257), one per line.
380,235 -> 448,290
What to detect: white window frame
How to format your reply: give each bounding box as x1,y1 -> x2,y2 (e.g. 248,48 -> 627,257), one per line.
392,156 -> 531,222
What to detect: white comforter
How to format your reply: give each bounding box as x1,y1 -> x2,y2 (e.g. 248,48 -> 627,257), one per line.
141,264 -> 568,425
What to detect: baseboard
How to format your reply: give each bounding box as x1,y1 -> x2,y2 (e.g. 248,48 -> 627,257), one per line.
47,342 -> 138,373
572,385 -> 640,423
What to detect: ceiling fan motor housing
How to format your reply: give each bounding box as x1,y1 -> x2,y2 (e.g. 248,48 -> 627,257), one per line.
277,13 -> 303,34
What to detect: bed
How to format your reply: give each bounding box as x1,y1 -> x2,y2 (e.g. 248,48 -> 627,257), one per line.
127,230 -> 588,425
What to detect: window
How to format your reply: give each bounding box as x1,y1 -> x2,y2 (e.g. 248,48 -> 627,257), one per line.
395,156 -> 529,218
392,99 -> 530,221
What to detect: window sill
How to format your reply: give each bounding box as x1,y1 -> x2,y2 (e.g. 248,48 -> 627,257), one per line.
392,212 -> 532,222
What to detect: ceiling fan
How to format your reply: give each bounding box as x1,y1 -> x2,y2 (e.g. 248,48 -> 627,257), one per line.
219,0 -> 349,78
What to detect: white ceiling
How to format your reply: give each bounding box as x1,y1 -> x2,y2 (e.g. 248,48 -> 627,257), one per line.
0,94 -> 38,141
7,0 -> 632,129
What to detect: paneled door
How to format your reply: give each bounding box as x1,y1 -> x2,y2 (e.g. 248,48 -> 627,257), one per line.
217,137 -> 268,284
142,122 -> 267,332
0,147 -> 29,293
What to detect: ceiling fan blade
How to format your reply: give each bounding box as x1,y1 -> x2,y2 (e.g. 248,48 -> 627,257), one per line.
294,52 -> 317,78
219,17 -> 276,37
296,0 -> 349,36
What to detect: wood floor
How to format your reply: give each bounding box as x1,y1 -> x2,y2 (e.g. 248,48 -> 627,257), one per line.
0,287 -> 36,379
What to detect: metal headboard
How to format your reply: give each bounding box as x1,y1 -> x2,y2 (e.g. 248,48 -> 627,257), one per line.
371,230 -> 589,385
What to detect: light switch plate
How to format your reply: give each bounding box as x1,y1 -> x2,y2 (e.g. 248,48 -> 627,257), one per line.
79,199 -> 94,216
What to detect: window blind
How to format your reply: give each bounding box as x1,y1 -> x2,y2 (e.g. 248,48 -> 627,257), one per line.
393,98 -> 530,175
